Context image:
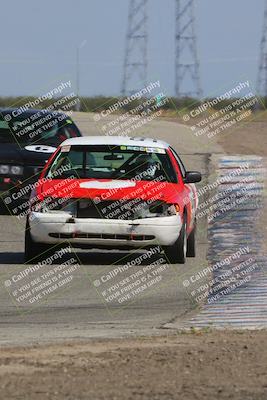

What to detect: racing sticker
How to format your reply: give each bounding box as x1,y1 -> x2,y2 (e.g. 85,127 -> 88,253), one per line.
146,147 -> 165,154
24,145 -> 57,154
120,145 -> 165,154
79,180 -> 136,189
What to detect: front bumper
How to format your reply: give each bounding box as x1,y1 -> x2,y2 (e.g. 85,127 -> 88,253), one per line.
0,165 -> 43,202
0,178 -> 20,197
29,212 -> 182,248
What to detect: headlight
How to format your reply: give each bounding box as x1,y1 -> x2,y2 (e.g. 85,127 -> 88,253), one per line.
10,166 -> 23,175
166,204 -> 180,215
34,166 -> 43,175
0,165 -> 10,174
147,202 -> 180,216
0,165 -> 23,175
136,201 -> 180,219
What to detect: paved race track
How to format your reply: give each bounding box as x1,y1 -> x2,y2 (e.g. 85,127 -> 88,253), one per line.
0,113 -> 222,345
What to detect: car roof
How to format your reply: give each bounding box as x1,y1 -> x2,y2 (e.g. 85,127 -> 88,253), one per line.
0,107 -> 68,119
60,136 -> 170,149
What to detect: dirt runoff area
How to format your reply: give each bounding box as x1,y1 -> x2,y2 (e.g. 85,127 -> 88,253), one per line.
217,116 -> 267,157
0,331 -> 267,400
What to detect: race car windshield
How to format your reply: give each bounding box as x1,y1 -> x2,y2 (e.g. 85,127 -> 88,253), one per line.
46,145 -> 178,183
0,117 -> 80,146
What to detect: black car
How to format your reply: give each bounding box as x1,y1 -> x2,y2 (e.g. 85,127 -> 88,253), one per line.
0,108 -> 82,214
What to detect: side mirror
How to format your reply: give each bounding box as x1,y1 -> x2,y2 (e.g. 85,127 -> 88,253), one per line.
184,171 -> 202,184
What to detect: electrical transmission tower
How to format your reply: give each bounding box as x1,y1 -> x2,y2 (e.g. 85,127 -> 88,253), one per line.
257,0 -> 267,97
175,0 -> 202,98
121,0 -> 148,96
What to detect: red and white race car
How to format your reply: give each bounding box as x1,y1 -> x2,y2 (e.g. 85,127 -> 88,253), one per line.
25,136 -> 201,264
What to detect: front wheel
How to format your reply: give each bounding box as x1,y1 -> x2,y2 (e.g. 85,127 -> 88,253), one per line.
164,218 -> 187,264
186,221 -> 196,258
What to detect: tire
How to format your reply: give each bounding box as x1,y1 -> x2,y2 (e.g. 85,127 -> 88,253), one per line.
186,221 -> 196,258
24,218 -> 51,264
164,216 -> 187,264
0,197 -> 7,215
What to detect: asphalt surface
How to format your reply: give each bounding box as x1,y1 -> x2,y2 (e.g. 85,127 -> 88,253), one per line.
0,113 -> 223,346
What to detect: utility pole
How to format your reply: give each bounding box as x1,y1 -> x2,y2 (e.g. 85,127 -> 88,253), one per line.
76,40 -> 87,111
257,0 -> 267,98
175,0 -> 202,98
122,0 -> 148,96
76,46 -> 80,111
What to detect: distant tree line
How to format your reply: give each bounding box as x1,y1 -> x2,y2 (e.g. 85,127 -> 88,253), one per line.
0,95 -> 265,114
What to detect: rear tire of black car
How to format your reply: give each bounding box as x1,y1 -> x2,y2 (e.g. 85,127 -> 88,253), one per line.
186,221 -> 196,258
0,198 -> 5,214
24,218 -> 51,264
164,216 -> 187,264
0,196 -> 9,215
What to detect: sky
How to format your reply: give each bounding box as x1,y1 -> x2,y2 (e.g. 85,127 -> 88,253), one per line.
0,0 -> 264,98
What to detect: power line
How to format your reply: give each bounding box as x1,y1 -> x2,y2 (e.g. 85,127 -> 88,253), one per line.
174,0 -> 202,98
257,0 -> 267,97
121,0 -> 148,96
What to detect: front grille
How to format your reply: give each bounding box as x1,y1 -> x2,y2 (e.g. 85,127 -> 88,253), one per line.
76,199 -> 165,220
49,232 -> 155,241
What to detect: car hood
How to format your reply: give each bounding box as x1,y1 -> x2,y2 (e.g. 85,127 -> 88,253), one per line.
37,178 -> 182,203
0,143 -> 57,165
